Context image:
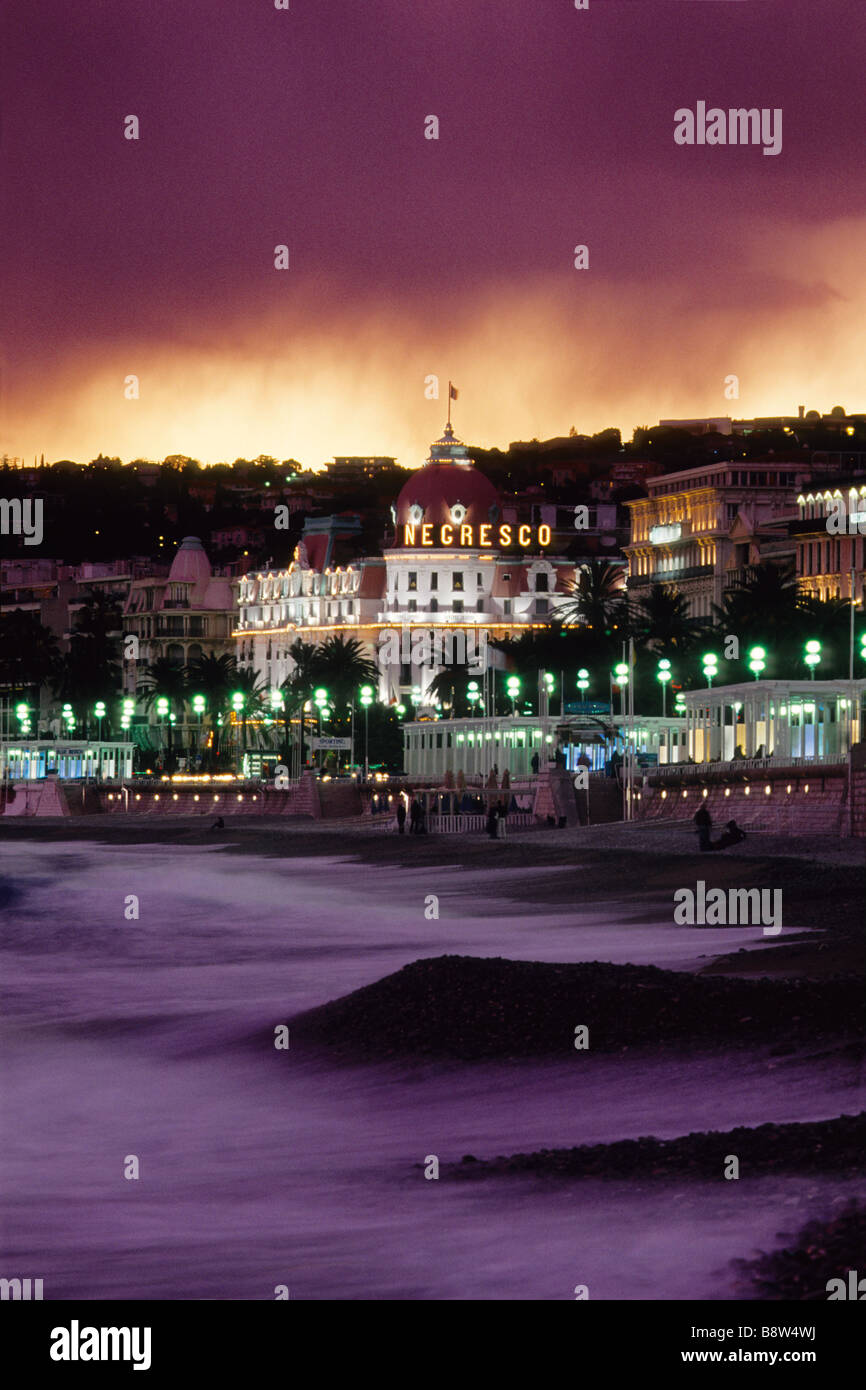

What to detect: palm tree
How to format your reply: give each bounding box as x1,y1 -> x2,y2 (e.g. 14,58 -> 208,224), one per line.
314,635 -> 379,710
185,652 -> 238,764
138,658 -> 189,764
51,589 -> 123,735
230,665 -> 270,757
632,584 -> 701,657
716,561 -> 801,640
0,611 -> 60,704
426,662 -> 476,716
558,559 -> 626,631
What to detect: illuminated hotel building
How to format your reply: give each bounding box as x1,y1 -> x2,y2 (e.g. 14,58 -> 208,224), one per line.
625,460 -> 811,618
235,425 -> 576,703
793,479 -> 866,604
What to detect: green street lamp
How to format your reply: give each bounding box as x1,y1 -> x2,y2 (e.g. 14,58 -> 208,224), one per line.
675,693 -> 687,716
701,652 -> 718,688
576,667 -> 590,695
804,639 -> 821,679
613,661 -> 629,715
656,658 -> 672,715
62,702 -> 75,733
94,700 -> 107,741
359,684 -> 373,780
156,697 -> 169,716
506,675 -> 521,714
748,645 -> 766,680
15,702 -> 30,735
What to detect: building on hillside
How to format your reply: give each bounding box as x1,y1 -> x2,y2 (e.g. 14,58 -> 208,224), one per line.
624,460 -> 812,618
323,456 -> 397,483
236,424 -> 577,704
123,536 -> 235,692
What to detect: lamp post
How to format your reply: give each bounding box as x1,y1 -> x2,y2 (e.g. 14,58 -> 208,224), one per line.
506,675 -> 520,715
613,662 -> 629,717
701,652 -> 718,689
313,687 -> 328,771
804,639 -> 821,680
359,685 -> 373,780
576,667 -> 590,697
62,703 -> 75,735
192,694 -> 206,756
656,658 -> 671,715
748,645 -> 766,680
156,696 -> 169,760
120,697 -> 134,739
16,702 -> 31,737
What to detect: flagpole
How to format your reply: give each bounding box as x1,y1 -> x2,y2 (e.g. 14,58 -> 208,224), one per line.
447,381 -> 452,428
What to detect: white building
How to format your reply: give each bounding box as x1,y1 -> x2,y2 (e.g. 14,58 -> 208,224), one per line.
679,679 -> 866,764
236,424 -> 577,704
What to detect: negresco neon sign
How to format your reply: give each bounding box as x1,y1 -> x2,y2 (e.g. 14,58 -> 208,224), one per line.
403,523 -> 551,548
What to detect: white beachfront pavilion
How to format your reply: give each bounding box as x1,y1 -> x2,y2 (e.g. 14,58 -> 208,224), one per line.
0,740 -> 135,782
679,680 -> 866,765
402,713 -> 688,780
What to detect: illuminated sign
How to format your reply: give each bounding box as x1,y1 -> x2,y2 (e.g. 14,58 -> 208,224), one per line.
649,524 -> 682,545
403,523 -> 551,548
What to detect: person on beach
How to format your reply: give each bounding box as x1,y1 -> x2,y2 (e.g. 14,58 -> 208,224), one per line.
396,799 -> 406,834
209,816 -> 225,831
693,803 -> 712,851
409,798 -> 420,834
486,802 -> 499,838
713,819 -> 747,850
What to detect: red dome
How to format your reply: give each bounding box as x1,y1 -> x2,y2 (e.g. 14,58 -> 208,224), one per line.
395,465 -> 500,535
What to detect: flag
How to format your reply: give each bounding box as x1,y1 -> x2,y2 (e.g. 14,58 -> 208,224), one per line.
449,383 -> 458,401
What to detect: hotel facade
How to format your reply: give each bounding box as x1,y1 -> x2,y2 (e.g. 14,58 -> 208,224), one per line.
624,460 -> 812,618
235,425 -> 577,703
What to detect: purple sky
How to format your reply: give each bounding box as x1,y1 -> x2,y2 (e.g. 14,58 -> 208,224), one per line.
2,0 -> 865,467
